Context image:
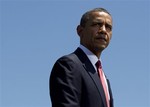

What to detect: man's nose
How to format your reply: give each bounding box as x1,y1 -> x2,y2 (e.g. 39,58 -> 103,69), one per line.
98,25 -> 107,34
101,25 -> 106,32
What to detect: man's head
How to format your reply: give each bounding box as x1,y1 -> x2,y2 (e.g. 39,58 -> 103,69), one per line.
77,8 -> 113,58
80,8 -> 111,27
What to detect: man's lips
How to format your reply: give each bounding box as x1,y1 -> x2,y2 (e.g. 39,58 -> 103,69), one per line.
95,36 -> 107,42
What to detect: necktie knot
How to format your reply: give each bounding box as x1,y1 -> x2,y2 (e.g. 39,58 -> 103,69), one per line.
96,60 -> 102,69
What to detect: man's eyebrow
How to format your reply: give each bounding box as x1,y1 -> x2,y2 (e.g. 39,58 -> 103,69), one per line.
106,22 -> 112,26
92,20 -> 103,23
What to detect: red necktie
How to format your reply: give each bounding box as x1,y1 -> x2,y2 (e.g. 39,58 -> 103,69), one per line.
96,60 -> 110,107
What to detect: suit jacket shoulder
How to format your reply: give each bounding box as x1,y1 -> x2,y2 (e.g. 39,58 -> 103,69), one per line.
50,49 -> 85,107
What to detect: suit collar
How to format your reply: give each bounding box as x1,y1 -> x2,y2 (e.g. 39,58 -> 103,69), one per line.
74,48 -> 108,107
79,45 -> 99,71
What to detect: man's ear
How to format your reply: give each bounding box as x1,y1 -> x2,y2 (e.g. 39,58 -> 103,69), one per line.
76,25 -> 83,37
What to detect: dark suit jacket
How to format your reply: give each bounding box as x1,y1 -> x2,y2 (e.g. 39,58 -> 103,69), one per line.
50,48 -> 114,107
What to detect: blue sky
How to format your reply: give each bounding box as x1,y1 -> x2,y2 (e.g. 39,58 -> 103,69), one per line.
1,0 -> 150,107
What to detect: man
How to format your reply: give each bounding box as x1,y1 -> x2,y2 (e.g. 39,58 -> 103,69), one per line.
50,8 -> 114,107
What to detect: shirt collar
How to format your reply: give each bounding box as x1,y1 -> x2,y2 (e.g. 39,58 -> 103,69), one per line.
79,44 -> 99,67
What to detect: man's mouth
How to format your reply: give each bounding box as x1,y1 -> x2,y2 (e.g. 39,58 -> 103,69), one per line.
96,36 -> 107,42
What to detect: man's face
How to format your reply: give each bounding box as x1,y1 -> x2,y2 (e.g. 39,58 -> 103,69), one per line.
79,11 -> 112,56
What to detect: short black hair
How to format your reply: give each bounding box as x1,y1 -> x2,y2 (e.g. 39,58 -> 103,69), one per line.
80,8 -> 111,27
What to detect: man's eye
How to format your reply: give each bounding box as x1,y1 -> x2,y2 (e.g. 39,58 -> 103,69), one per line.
106,24 -> 112,31
91,23 -> 103,27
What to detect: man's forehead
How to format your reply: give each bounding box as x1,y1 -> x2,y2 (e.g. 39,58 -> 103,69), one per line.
89,12 -> 112,22
90,11 -> 112,18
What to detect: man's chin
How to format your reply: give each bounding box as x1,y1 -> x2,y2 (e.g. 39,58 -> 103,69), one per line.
96,45 -> 108,51
94,47 -> 105,52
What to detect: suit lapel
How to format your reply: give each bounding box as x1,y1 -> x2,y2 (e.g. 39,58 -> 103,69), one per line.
107,79 -> 114,107
84,58 -> 107,107
74,48 -> 107,107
